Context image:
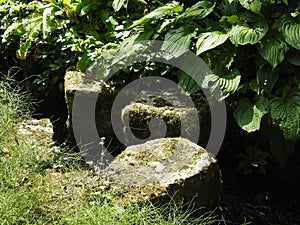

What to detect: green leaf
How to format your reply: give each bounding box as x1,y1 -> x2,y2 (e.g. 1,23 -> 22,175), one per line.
63,0 -> 71,5
161,25 -> 196,59
129,1 -> 183,28
80,5 -> 91,16
229,21 -> 268,45
112,0 -> 127,12
279,15 -> 300,50
256,63 -> 279,94
220,0 -> 239,15
76,52 -> 91,72
176,0 -> 215,21
234,96 -> 268,132
256,158 -> 267,165
177,71 -> 201,94
196,31 -> 229,55
265,124 -> 295,168
239,0 -> 262,14
27,17 -> 43,41
270,89 -> 300,141
42,6 -> 53,39
202,68 -> 241,99
259,38 -> 289,69
17,41 -> 31,60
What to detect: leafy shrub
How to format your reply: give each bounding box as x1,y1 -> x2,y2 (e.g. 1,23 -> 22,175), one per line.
0,0 -> 147,95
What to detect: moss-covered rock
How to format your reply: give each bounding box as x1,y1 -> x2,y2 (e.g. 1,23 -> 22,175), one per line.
64,71 -> 211,153
122,91 -> 211,146
64,71 -> 121,152
100,137 -> 221,209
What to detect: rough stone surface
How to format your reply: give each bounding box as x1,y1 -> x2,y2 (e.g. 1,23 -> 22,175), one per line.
122,103 -> 200,145
64,72 -> 211,151
100,137 -> 221,209
18,118 -> 54,146
122,91 -> 211,146
64,71 -> 120,152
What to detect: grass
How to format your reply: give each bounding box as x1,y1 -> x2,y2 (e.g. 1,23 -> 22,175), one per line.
0,76 -> 221,225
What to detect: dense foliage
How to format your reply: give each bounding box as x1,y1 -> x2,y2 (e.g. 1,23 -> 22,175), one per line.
1,0 -> 300,175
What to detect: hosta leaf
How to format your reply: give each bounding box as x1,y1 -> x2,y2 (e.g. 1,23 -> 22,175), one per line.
267,125 -> 295,168
256,63 -> 279,94
279,15 -> 300,50
176,1 -> 215,21
239,0 -> 262,14
270,97 -> 285,122
177,70 -> 201,94
229,21 -> 268,45
112,0 -> 127,12
270,89 -> 300,141
161,25 -> 195,59
259,38 -> 289,69
282,103 -> 300,140
196,31 -> 229,55
220,0 -> 239,15
234,96 -> 268,132
129,1 -> 183,28
286,89 -> 300,107
202,68 -> 241,100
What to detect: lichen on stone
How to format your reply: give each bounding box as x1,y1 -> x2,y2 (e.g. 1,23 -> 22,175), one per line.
100,138 -> 221,209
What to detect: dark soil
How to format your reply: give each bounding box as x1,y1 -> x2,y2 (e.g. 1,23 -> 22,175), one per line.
219,160 -> 300,225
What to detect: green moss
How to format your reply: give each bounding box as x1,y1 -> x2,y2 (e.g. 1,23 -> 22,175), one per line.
123,103 -> 199,142
101,138 -> 221,209
65,71 -> 85,89
110,184 -> 168,206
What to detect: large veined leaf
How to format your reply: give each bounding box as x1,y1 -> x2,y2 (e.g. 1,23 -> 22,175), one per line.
129,1 -> 183,28
239,0 -> 262,14
196,31 -> 229,55
234,96 -> 268,132
230,21 -> 268,45
177,70 -> 201,94
270,89 -> 300,141
259,38 -> 289,69
279,15 -> 300,50
229,21 -> 268,45
202,68 -> 241,100
176,0 -> 215,21
161,25 -> 196,59
266,124 -> 295,168
112,0 -> 127,12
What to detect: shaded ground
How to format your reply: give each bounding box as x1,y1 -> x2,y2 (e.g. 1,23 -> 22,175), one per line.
219,163 -> 300,225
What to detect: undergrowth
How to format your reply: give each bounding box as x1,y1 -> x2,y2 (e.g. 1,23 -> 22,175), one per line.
0,77 -> 221,224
